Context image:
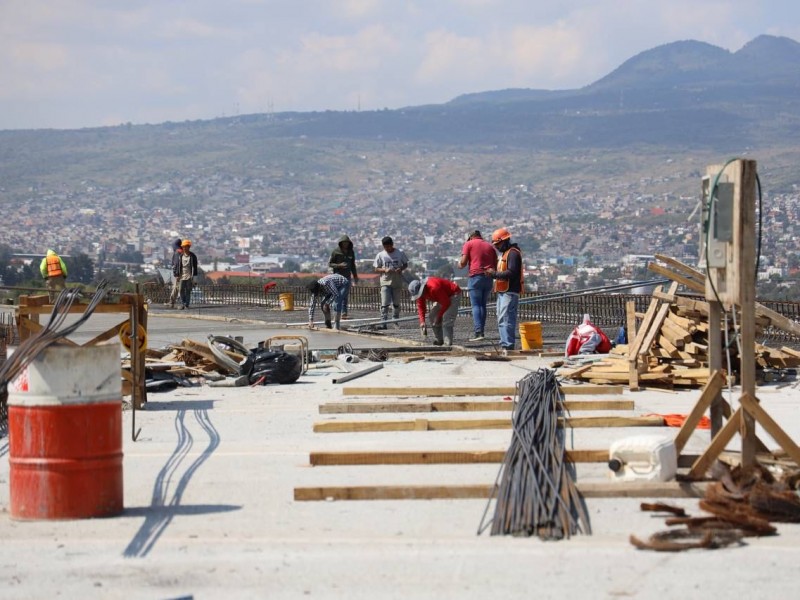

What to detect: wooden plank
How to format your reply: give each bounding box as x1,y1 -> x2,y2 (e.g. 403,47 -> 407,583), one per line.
647,262 -> 704,293
319,399 -> 635,414
341,385 -> 624,397
638,282 -> 680,356
293,481 -> 709,501
308,449 -> 611,466
673,370 -> 726,453
312,415 -> 666,433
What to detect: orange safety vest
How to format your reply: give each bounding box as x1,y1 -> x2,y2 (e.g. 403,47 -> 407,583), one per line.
46,254 -> 64,278
494,247 -> 524,293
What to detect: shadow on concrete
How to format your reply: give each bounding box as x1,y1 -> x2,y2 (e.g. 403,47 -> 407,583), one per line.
123,406 -> 220,558
123,504 -> 240,517
144,400 -> 215,412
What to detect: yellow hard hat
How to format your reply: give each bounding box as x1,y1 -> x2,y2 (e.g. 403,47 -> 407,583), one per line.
181,239 -> 192,247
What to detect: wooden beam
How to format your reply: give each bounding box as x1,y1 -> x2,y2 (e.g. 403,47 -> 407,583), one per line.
309,449 -> 611,466
647,263 -> 704,293
739,393 -> 800,465
687,407 -> 742,479
319,399 -> 635,414
673,370 -> 726,453
293,481 -> 709,501
312,415 -> 666,433
341,385 -> 624,397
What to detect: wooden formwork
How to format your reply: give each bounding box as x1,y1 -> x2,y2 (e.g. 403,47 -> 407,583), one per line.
16,293 -> 148,409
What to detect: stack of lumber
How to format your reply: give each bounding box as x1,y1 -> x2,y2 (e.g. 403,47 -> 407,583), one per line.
557,255 -> 800,390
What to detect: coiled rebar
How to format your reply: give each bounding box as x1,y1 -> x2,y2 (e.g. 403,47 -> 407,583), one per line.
478,368 -> 592,540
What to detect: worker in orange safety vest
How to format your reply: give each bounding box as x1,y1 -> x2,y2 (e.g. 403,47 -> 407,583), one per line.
39,249 -> 68,303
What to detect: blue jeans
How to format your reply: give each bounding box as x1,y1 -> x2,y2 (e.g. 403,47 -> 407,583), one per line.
496,292 -> 519,349
340,279 -> 351,314
467,274 -> 493,333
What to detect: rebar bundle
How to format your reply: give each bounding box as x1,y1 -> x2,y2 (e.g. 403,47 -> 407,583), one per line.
478,368 -> 592,540
0,283 -> 110,426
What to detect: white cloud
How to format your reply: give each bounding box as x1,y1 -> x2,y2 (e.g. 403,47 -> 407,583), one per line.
1,0 -> 800,128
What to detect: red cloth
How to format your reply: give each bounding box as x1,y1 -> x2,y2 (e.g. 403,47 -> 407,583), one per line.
416,277 -> 461,324
645,414 -> 712,429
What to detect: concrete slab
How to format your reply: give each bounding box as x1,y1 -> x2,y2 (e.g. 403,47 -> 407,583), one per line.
1,314 -> 800,599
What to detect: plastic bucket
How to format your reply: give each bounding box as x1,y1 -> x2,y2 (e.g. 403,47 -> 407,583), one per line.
8,343 -> 123,520
278,292 -> 294,311
519,321 -> 543,350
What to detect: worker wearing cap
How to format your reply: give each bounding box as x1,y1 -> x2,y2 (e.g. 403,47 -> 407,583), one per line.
484,227 -> 524,354
39,249 -> 68,302
408,277 -> 461,347
307,273 -> 349,330
177,239 -> 198,310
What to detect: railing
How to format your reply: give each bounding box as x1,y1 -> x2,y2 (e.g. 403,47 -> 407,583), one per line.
142,282 -> 800,347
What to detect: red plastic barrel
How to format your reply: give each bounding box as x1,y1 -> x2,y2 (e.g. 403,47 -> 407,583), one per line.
8,343 -> 123,520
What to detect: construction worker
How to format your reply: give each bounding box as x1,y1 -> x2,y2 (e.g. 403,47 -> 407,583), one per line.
40,249 -> 68,302
458,229 -> 497,341
565,314 -> 612,357
328,235 -> 359,319
166,237 -> 183,308
373,236 -> 409,329
307,273 -> 349,330
177,240 -> 198,309
484,227 -> 524,355
408,277 -> 462,347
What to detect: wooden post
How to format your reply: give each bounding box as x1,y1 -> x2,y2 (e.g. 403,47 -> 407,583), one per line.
738,160 -> 757,467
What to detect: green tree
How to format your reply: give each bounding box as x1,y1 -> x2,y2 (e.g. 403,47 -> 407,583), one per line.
64,253 -> 95,284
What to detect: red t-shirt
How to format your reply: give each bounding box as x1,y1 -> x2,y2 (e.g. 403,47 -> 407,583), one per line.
460,238 -> 498,277
416,278 -> 461,324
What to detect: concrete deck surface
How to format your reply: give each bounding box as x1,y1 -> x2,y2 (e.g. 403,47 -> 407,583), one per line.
1,312 -> 800,599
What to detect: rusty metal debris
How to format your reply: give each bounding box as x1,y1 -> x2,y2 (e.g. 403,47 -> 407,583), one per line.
631,462 -> 800,551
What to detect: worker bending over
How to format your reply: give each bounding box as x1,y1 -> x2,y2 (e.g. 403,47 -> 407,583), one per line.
408,277 -> 462,347
308,274 -> 349,330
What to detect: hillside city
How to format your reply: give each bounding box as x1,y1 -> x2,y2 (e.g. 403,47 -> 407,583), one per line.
3,158 -> 799,293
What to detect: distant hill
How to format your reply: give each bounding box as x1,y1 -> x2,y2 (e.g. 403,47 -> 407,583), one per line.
2,35 -> 800,198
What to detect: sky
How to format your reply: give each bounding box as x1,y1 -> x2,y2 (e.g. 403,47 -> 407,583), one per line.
2,0 -> 799,131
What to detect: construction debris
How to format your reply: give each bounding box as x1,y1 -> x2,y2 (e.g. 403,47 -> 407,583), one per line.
555,255 -> 800,390
630,462 -> 800,551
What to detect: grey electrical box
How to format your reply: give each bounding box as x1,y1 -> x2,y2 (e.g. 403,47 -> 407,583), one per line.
714,182 -> 734,242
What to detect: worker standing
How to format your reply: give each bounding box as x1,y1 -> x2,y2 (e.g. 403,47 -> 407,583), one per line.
373,236 -> 409,329
40,249 -> 68,302
484,228 -> 524,355
458,229 -> 497,341
178,240 -> 198,310
167,237 -> 183,308
328,235 -> 359,319
408,277 -> 462,347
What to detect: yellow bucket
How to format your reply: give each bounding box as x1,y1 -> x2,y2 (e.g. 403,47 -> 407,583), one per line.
278,292 -> 295,311
519,321 -> 543,350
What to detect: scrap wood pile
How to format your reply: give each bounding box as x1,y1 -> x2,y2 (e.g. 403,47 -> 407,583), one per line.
556,254 -> 800,390
631,462 -> 800,551
123,335 -> 303,390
